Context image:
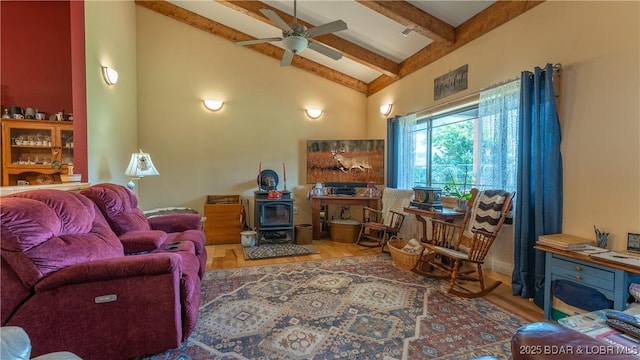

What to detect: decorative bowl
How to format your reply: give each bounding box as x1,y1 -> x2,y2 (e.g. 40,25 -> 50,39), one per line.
60,174 -> 81,182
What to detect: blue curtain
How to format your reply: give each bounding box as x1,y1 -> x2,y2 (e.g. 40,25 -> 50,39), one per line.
512,63 -> 563,307
386,116 -> 400,188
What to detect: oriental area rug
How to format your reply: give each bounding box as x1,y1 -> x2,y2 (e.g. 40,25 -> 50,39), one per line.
142,254 -> 527,359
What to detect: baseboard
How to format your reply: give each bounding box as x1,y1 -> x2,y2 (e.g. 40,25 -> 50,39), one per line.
486,258 -> 513,283
485,269 -> 512,286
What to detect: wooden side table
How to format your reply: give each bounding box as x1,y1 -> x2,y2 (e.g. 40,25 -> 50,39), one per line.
310,195 -> 380,240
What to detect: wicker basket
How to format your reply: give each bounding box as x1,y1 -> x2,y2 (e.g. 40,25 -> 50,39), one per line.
388,238 -> 422,271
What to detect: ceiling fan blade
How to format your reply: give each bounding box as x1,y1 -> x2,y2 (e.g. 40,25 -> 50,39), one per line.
236,37 -> 282,46
308,41 -> 342,60
260,9 -> 293,32
280,50 -> 294,66
306,20 -> 347,38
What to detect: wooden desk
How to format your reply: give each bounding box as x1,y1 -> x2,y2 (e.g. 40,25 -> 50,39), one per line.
310,196 -> 380,240
404,206 -> 465,243
535,243 -> 640,320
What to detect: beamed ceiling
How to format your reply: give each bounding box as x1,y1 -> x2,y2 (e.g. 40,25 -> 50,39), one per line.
135,0 -> 543,96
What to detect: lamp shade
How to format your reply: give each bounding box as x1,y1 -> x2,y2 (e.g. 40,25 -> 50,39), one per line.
204,99 -> 224,111
379,103 -> 393,116
305,108 -> 323,119
282,35 -> 308,53
124,150 -> 160,178
101,66 -> 119,85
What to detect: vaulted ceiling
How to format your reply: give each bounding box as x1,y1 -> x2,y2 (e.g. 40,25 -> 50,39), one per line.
135,0 -> 543,96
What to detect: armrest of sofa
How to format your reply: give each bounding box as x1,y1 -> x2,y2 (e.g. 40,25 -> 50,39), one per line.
511,322 -> 638,360
34,253 -> 182,292
119,230 -> 168,253
148,213 -> 202,233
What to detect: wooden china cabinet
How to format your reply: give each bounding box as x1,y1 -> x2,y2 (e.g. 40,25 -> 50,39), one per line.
1,119 -> 74,186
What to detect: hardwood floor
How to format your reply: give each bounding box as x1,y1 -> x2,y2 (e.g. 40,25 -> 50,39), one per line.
205,240 -> 544,323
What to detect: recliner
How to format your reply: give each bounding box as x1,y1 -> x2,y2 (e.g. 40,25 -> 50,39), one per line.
1,188 -> 203,359
80,183 -> 207,278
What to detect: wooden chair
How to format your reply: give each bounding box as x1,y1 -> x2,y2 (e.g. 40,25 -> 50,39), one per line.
415,188 -> 514,298
357,188 -> 413,252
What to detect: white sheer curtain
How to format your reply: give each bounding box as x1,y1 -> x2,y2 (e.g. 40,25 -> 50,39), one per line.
477,80 -> 520,193
394,113 -> 417,239
396,113 -> 417,189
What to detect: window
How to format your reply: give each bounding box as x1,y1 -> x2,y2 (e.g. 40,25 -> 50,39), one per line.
414,105 -> 478,190
413,106 -> 477,192
407,80 -> 520,194
388,81 -> 520,193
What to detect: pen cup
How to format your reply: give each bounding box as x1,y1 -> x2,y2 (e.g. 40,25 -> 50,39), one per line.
597,233 -> 609,248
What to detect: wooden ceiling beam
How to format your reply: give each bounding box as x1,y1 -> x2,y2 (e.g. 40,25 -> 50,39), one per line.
355,0 -> 455,45
136,0 -> 543,97
367,0 -> 544,96
217,0 -> 399,78
135,0 -> 368,94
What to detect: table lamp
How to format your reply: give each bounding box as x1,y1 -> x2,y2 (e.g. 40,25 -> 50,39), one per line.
124,149 -> 160,190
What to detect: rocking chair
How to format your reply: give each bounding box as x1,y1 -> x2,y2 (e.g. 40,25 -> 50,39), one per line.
356,188 -> 413,252
415,188 -> 514,298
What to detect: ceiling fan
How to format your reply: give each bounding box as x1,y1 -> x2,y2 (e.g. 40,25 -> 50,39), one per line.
236,0 -> 347,66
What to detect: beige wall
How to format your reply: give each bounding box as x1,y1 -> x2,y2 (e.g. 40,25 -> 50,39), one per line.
134,7 -> 366,224
84,0 -> 138,189
83,1 -> 638,276
366,1 -> 640,273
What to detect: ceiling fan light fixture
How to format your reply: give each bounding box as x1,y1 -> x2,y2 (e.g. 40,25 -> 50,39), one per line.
305,108 -> 323,119
379,103 -> 393,116
282,36 -> 308,53
237,1 -> 346,67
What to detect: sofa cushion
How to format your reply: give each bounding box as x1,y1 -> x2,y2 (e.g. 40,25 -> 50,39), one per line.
1,190 -> 123,288
80,183 -> 151,235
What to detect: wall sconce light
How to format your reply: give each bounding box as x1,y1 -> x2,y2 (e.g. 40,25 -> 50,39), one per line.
124,149 -> 160,190
101,66 -> 119,85
379,103 -> 393,116
203,99 -> 224,111
305,108 -> 323,119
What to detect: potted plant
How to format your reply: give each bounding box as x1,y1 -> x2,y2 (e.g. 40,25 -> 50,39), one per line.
444,169 -> 472,212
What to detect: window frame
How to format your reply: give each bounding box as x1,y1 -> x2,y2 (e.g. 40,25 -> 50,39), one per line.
413,102 -> 479,191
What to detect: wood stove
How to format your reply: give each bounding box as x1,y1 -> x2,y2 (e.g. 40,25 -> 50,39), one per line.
254,190 -> 294,245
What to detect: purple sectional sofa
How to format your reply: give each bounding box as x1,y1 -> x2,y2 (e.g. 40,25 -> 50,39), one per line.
1,186 -> 206,360
80,183 -> 207,278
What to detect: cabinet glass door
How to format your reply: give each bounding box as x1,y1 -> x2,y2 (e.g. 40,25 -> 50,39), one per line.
60,128 -> 74,165
9,127 -> 55,166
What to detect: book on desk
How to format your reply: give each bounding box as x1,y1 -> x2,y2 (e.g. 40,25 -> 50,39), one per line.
537,233 -> 595,251
538,234 -> 640,269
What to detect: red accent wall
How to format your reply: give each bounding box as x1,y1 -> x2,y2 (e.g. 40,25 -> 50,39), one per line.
1,0 -> 87,181
1,1 -> 73,115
